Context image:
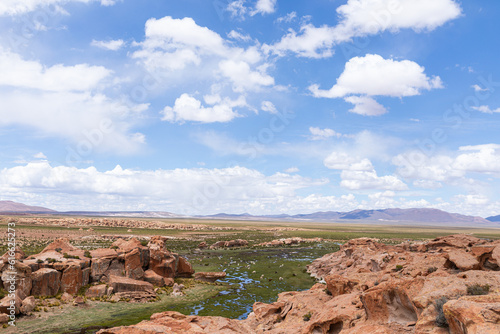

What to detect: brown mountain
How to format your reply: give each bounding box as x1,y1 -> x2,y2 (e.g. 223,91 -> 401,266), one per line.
0,200 -> 55,213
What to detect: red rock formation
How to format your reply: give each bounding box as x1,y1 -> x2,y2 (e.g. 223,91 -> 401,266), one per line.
194,272 -> 227,283
31,268 -> 61,296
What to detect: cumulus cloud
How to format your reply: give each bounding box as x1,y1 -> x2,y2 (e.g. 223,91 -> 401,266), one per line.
308,127 -> 341,140
132,16 -> 274,94
0,161 -> 327,214
0,0 -> 117,16
454,144 -> 500,175
161,93 -> 246,123
0,50 -> 146,154
309,54 -> 443,115
265,0 -> 461,58
261,101 -> 278,114
0,49 -> 111,92
91,39 -> 125,51
471,105 -> 500,114
252,0 -> 277,15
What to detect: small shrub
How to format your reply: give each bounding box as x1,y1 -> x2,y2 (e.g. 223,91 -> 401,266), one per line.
140,240 -> 149,247
324,288 -> 332,296
55,248 -> 62,253
84,250 -> 92,258
467,284 -> 490,296
111,246 -> 118,250
63,253 -> 80,259
37,259 -> 43,264
303,312 -> 312,322
427,267 -> 438,274
435,297 -> 449,328
395,265 -> 404,272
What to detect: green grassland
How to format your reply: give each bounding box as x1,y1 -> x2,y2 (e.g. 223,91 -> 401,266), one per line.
0,216 -> 499,333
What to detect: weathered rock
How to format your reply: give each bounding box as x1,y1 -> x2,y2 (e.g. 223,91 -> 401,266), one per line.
198,241 -> 207,249
1,246 -> 25,262
0,294 -> 22,315
210,239 -> 249,249
31,268 -> 61,296
96,311 -> 252,334
73,296 -> 85,306
1,262 -> 32,298
325,274 -> 359,297
61,292 -> 73,303
86,285 -> 107,298
113,291 -> 157,302
20,296 -> 36,314
164,278 -> 174,287
0,313 -> 8,323
194,272 -> 227,283
109,275 -> 154,293
101,260 -> 126,282
176,256 -> 194,278
124,248 -> 145,280
61,264 -> 85,295
446,249 -> 481,271
362,284 -> 418,325
427,234 -> 482,250
143,270 -> 165,287
170,283 -> 184,296
444,294 -> 500,334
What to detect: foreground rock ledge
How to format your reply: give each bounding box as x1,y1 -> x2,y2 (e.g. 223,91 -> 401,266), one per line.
98,234 -> 500,334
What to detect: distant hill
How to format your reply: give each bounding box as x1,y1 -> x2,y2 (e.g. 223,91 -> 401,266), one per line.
0,200 -> 55,213
207,208 -> 494,227
487,215 -> 500,222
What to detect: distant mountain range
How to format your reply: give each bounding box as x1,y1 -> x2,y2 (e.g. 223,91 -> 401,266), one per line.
1,200 -> 499,227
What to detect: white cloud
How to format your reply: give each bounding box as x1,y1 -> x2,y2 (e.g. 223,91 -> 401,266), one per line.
266,0 -> 461,58
0,161 -> 326,214
252,0 -> 277,16
161,93 -> 246,123
471,105 -> 500,114
277,11 -> 296,23
472,84 -> 489,92
33,152 -> 47,159
264,24 -> 336,58
309,54 -> 442,115
310,54 -> 442,98
284,167 -> 299,173
454,144 -> 500,175
308,127 -> 341,140
261,101 -> 278,114
228,30 -> 252,42
0,0 -> 117,16
344,96 -> 387,116
219,59 -> 274,92
91,39 -> 125,51
227,0 -> 247,19
0,49 -> 111,92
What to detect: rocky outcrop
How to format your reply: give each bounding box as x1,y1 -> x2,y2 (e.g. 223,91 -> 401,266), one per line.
210,239 -> 249,249
257,237 -> 324,247
85,285 -> 108,298
99,234 -> 500,334
31,268 -> 61,296
109,275 -> 154,294
194,272 -> 227,283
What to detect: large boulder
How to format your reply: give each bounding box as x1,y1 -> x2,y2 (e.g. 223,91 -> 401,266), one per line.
0,294 -> 22,315
124,248 -> 145,280
108,275 -> 154,293
446,249 -> 481,271
143,270 -> 165,287
20,296 -> 36,314
444,294 -> 500,334
176,256 -> 194,278
85,285 -> 107,298
31,268 -> 61,296
1,262 -> 32,298
194,272 -> 226,283
61,264 -> 87,295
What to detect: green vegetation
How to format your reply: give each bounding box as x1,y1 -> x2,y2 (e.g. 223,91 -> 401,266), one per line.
303,311 -> 312,321
427,266 -> 438,274
467,284 -> 490,295
435,297 -> 449,328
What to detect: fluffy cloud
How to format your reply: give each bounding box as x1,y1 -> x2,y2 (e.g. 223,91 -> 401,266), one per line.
324,152 -> 407,191
161,93 -> 246,123
261,101 -> 278,114
308,127 -> 341,140
265,0 -> 461,58
0,161 -> 326,214
0,49 -> 111,92
219,59 -> 274,92
252,0 -> 277,15
91,39 -> 125,51
454,144 -> 500,175
309,54 -> 443,115
472,105 -> 500,114
133,16 -> 274,94
0,0 -> 116,16
0,50 -> 146,154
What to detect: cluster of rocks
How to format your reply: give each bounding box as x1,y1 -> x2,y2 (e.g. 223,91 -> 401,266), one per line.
198,239 -> 249,249
0,236 -> 196,319
98,234 -> 500,334
8,217 -> 235,231
256,237 -> 325,247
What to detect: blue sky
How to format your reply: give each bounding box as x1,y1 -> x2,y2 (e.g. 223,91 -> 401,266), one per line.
1,0 -> 500,217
